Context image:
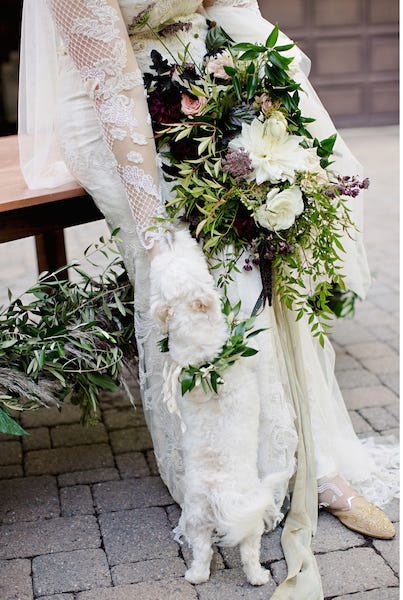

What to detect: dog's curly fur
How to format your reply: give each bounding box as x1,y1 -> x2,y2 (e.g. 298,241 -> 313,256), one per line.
150,228 -> 287,585
175,357 -> 288,585
149,229 -> 228,367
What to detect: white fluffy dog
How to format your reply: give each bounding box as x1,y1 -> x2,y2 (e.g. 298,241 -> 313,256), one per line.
176,358 -> 287,586
150,229 -> 287,585
149,228 -> 228,367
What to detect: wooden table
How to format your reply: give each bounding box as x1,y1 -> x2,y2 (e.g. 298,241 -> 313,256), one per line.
0,135 -> 103,274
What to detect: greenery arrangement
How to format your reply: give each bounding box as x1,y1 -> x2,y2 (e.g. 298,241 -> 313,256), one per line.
0,233 -> 136,436
139,19 -> 368,346
0,22 -> 365,432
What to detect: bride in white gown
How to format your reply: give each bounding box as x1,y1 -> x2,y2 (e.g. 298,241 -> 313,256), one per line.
19,0 -> 398,597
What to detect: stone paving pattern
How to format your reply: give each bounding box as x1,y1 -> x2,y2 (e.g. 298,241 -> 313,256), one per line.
0,126 -> 399,599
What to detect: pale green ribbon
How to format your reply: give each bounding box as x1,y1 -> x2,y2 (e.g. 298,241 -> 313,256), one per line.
271,297 -> 324,600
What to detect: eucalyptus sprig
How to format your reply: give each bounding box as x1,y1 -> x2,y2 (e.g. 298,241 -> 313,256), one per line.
0,232 -> 136,436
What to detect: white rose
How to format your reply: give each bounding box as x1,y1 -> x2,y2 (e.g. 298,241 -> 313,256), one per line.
255,186 -> 304,231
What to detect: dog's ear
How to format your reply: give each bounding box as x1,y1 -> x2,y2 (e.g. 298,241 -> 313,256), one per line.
150,301 -> 171,333
190,294 -> 215,313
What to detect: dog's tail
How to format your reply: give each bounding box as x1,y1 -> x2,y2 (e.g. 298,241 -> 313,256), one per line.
211,471 -> 288,547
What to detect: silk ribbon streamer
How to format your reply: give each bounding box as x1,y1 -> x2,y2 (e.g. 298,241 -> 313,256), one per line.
271,295 -> 323,600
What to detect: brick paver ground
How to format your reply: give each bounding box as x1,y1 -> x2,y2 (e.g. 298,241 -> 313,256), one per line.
0,126 -> 399,599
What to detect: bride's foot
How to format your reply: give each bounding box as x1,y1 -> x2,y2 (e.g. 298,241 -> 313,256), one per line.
318,474 -> 395,540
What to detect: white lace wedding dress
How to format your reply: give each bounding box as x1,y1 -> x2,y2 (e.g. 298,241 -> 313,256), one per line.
19,1 -> 398,597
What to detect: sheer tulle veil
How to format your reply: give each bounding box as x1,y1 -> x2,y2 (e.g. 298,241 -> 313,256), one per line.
18,0 -> 76,189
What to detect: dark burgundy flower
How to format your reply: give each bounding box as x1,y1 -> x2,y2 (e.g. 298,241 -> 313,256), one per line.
148,88 -> 182,125
234,206 -> 258,241
170,137 -> 200,161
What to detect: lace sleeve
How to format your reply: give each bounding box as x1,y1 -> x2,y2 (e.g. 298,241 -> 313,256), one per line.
48,0 -> 166,249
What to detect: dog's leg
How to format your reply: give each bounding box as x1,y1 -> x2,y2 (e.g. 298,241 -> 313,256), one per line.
185,525 -> 214,584
240,524 -> 271,586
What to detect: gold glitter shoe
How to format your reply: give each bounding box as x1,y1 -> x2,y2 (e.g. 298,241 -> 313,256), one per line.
327,495 -> 396,540
318,474 -> 395,540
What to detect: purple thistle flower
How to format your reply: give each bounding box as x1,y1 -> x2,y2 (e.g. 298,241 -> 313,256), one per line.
334,175 -> 370,198
222,148 -> 254,182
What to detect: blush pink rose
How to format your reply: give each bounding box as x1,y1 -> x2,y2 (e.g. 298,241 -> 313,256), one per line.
181,94 -> 206,116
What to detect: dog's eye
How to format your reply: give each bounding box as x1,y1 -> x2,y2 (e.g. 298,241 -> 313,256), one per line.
190,298 -> 211,313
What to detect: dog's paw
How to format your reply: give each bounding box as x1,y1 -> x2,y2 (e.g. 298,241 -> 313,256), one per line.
185,565 -> 211,584
245,566 -> 271,586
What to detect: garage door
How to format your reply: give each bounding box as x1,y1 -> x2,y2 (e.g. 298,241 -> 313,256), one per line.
259,0 -> 399,127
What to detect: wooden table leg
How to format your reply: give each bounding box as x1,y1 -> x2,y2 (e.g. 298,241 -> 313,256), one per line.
35,229 -> 68,278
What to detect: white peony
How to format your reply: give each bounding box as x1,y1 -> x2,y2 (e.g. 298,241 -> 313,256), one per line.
255,186 -> 304,231
229,115 -> 311,185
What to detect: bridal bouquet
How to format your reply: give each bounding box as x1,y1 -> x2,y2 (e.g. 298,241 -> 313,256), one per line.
142,22 -> 368,346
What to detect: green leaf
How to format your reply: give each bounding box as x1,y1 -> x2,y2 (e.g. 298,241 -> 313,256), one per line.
246,61 -> 255,74
197,137 -> 211,155
210,370 -> 219,393
246,72 -> 259,100
223,66 -> 236,77
232,42 -> 256,50
0,407 -> 28,436
265,24 -> 279,48
233,76 -> 242,101
320,134 -> 337,153
246,328 -> 267,338
0,339 -> 18,349
205,25 -> 234,52
239,49 -> 263,61
113,292 -> 126,316
87,372 -> 120,392
181,370 -> 196,395
233,321 -> 247,337
275,43 -> 295,52
269,50 -> 293,70
158,337 -> 169,353
241,347 -> 258,357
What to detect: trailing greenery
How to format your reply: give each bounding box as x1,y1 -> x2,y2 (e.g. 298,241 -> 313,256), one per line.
0,231 -> 358,435
0,233 -> 135,436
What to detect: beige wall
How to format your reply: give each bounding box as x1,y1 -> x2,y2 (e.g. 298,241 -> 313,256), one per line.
259,0 -> 399,127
